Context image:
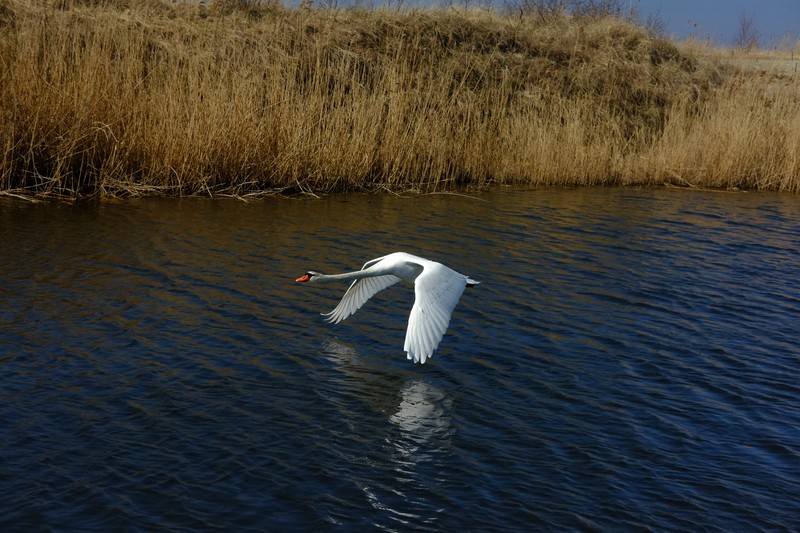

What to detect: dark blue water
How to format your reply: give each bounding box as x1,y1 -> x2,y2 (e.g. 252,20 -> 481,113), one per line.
1,189 -> 799,532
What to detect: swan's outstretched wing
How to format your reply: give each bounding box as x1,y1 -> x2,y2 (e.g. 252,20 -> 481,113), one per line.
323,275 -> 401,323
403,264 -> 467,364
322,255 -> 402,324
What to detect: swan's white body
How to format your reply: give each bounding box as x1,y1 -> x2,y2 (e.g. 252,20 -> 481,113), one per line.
296,252 -> 479,364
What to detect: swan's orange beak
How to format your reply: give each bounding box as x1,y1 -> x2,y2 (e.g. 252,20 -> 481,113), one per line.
296,274 -> 311,283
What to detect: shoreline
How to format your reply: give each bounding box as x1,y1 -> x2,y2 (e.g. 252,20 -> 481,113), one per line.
0,183 -> 759,205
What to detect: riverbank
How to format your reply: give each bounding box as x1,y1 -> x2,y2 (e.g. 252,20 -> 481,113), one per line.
1,1 -> 799,198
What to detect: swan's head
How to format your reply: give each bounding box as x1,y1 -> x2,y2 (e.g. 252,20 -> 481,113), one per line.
295,271 -> 323,283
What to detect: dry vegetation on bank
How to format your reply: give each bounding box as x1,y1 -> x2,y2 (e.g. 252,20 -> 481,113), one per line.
1,0 -> 799,198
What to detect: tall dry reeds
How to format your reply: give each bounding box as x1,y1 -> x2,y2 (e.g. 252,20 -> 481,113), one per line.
0,0 -> 798,197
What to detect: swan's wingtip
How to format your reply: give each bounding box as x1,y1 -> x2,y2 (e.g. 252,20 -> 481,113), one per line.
320,311 -> 340,324
406,350 -> 431,364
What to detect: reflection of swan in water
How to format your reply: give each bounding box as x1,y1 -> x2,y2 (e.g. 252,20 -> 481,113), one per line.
390,380 -> 452,457
321,339 -> 452,449
322,340 -> 451,447
319,342 -> 453,521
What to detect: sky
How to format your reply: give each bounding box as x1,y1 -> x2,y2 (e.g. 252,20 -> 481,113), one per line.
631,0 -> 800,46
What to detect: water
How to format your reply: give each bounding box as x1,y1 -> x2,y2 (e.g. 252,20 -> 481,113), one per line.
1,189 -> 799,532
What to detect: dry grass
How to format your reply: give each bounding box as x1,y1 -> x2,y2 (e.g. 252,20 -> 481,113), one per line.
1,0 -> 799,198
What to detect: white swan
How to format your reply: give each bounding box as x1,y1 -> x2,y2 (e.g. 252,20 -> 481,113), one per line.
296,252 -> 479,364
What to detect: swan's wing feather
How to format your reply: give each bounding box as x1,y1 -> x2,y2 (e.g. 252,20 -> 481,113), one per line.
359,254 -> 393,271
322,274 -> 402,324
403,264 -> 467,364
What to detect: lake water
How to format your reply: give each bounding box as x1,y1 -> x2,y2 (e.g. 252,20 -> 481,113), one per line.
1,189 -> 799,531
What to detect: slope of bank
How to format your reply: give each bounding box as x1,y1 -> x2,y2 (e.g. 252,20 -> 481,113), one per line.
1,1 -> 798,198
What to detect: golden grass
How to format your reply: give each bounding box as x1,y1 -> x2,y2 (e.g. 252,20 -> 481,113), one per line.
1,0 -> 799,198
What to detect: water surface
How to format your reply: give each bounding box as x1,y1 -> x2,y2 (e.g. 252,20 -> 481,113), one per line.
1,189 -> 799,531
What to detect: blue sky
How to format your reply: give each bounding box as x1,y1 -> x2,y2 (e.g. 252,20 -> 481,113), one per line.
633,0 -> 799,46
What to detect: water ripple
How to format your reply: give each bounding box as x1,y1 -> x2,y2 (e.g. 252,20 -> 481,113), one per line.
1,190 -> 799,531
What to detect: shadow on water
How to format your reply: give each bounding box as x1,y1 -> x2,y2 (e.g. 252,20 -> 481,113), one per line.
1,189 -> 799,531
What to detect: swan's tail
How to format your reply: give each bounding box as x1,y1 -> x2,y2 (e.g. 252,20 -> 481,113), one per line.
466,277 -> 480,287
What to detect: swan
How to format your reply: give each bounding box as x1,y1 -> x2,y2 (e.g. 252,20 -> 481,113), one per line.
296,252 -> 479,364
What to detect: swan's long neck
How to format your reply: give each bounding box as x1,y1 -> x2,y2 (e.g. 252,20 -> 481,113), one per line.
314,263 -> 390,282
312,256 -> 421,283
315,270 -> 372,282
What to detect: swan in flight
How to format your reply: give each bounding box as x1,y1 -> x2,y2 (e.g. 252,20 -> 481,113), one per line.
296,252 -> 479,364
